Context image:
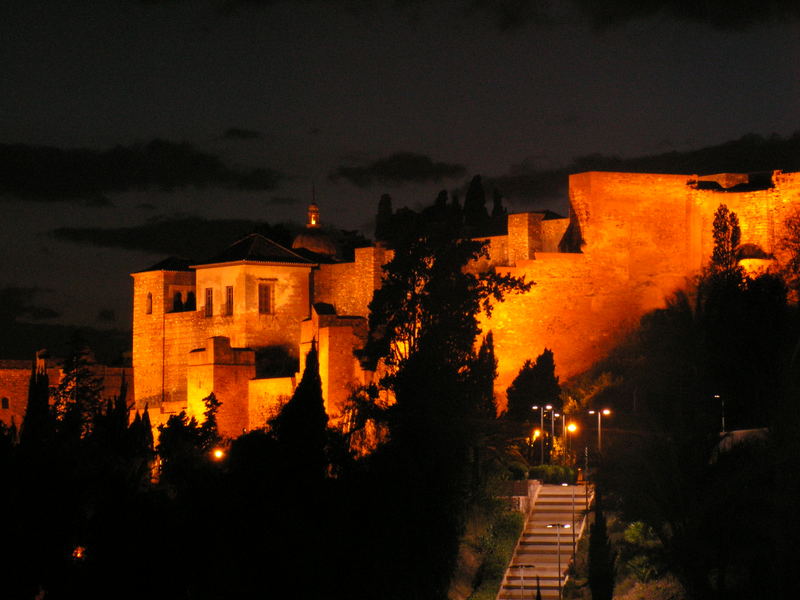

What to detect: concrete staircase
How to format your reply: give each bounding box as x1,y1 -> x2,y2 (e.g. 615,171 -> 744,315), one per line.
497,483 -> 591,600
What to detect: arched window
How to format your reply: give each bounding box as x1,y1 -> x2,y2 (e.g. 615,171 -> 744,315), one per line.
186,291 -> 196,311
1,397 -> 8,409
146,292 -> 153,314
173,292 -> 184,312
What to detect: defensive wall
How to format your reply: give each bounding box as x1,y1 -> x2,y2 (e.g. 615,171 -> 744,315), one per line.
485,171 -> 800,408
0,359 -> 132,429
2,169 -> 784,437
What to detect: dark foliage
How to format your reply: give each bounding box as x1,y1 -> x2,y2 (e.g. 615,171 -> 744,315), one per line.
505,348 -> 561,422
268,343 -> 329,484
375,193 -> 394,241
588,205 -> 799,598
588,490 -> 616,600
463,174 -> 489,229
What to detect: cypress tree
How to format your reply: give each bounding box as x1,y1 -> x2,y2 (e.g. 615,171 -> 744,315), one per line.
269,342 -> 329,482
375,193 -> 393,241
588,489 -> 616,600
19,351 -> 52,449
491,188 -> 507,218
463,174 -> 488,228
472,331 -> 498,418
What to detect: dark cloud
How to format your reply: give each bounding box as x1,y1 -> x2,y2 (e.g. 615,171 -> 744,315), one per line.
571,0 -> 800,30
331,152 -> 466,187
0,139 -> 283,202
200,0 -> 799,30
50,215 -> 294,259
0,286 -> 60,324
221,127 -> 263,140
568,131 -> 800,175
490,131 -> 800,203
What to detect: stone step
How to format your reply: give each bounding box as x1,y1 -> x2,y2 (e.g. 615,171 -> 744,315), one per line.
497,484 -> 592,600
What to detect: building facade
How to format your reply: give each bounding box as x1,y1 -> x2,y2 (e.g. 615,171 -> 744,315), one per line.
128,171 -> 800,437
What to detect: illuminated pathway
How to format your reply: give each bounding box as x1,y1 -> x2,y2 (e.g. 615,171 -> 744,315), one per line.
498,483 -> 591,600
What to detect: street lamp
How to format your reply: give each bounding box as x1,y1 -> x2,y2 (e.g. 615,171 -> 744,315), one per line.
547,522 -> 571,600
532,404 -> 553,464
715,394 -> 725,433
588,408 -> 611,451
566,421 -> 577,454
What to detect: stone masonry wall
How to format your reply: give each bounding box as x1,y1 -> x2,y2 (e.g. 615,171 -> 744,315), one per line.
0,363 -> 132,429
186,337 -> 255,438
314,245 -> 390,317
486,171 -> 800,409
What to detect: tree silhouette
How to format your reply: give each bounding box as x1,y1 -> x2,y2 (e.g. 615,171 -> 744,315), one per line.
710,203 -> 741,273
505,348 -> 561,422
157,393 -> 222,487
269,341 -> 329,483
357,201 -> 530,599
491,188 -> 507,218
19,350 -> 52,450
463,174 -> 488,229
471,331 -> 498,418
53,335 -> 103,440
375,193 -> 393,241
588,489 -> 616,600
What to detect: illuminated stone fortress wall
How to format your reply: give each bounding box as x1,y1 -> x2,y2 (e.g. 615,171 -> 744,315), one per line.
485,170 -> 800,404
129,171 -> 800,435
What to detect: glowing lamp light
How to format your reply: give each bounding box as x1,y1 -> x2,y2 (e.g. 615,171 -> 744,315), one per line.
212,448 -> 225,461
532,428 -> 541,440
567,422 -> 578,433
72,546 -> 86,560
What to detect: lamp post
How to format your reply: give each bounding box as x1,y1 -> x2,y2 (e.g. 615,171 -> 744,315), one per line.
715,394 -> 725,433
561,483 -> 577,560
547,522 -> 571,600
532,404 -> 552,464
566,421 -> 577,454
588,408 -> 611,451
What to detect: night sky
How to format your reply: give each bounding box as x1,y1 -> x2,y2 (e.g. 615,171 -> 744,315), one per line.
2,0 -> 798,334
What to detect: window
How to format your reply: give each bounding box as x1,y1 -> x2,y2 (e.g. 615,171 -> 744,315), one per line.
146,292 -> 153,314
186,291 -> 196,311
173,292 -> 184,312
258,282 -> 273,314
225,286 -> 234,316
1,397 -> 8,410
205,288 -> 213,317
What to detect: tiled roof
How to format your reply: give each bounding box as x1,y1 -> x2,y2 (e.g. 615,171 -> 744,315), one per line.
134,257 -> 193,273
196,233 -> 315,266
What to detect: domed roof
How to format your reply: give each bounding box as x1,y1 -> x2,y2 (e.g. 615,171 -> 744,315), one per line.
292,229 -> 337,257
291,201 -> 338,257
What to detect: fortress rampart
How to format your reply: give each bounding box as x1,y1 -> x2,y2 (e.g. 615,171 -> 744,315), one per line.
7,170 -> 793,436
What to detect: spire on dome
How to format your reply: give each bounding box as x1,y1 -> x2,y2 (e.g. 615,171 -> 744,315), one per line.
307,201 -> 320,229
